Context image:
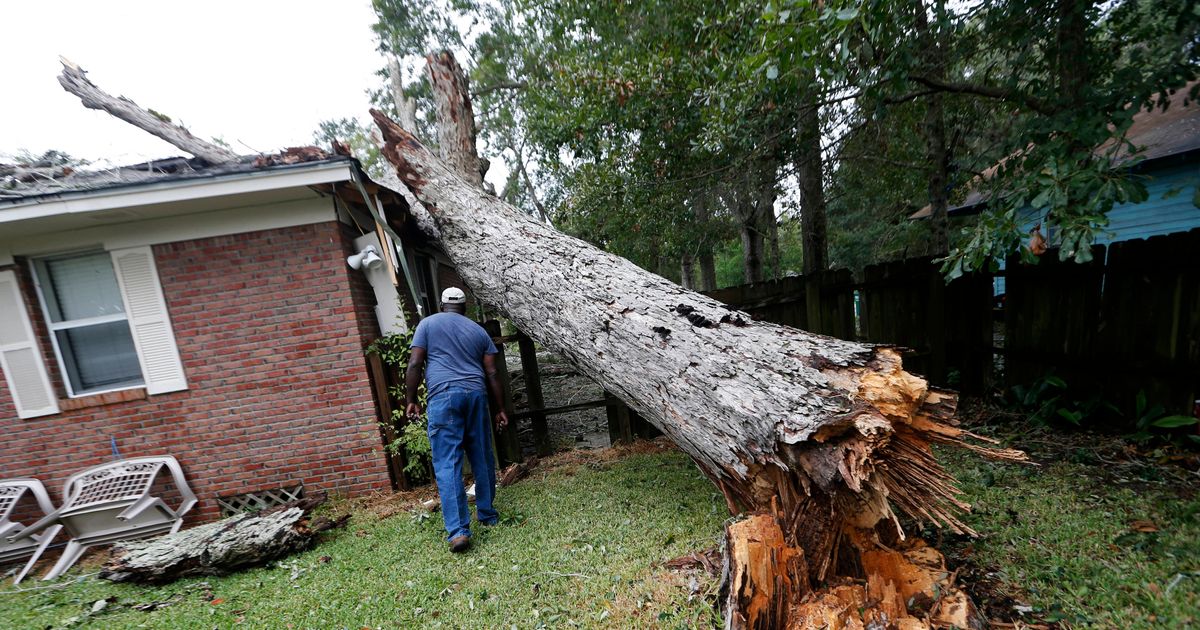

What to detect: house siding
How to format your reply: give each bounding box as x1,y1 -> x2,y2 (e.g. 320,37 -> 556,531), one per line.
0,221 -> 391,522
994,161 -> 1199,295
1100,163 -> 1200,244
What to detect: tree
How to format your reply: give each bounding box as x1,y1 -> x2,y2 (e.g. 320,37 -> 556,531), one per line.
372,94 -> 1023,625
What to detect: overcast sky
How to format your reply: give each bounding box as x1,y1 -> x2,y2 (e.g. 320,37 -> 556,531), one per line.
1,0 -> 384,167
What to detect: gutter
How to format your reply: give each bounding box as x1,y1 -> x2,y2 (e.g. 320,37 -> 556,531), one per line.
346,165 -> 423,318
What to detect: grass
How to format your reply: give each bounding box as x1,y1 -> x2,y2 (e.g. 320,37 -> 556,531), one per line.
938,433 -> 1200,628
1,432 -> 1197,629
0,445 -> 727,629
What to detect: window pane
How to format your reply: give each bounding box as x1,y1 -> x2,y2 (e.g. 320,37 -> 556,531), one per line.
43,252 -> 125,322
55,322 -> 143,393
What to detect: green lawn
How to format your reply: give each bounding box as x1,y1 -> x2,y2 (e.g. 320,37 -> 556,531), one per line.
0,447 -> 726,629
1,433 -> 1196,629
938,434 -> 1200,629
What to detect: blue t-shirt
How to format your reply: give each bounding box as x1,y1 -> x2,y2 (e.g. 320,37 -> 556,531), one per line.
411,312 -> 498,398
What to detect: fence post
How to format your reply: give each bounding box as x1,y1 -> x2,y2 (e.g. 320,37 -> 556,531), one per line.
366,352 -> 409,490
927,270 -> 948,384
482,320 -> 523,466
516,331 -> 551,456
605,392 -> 634,445
805,273 -> 822,334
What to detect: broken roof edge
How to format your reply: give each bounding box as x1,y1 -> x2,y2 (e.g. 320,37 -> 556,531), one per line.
0,154 -> 358,209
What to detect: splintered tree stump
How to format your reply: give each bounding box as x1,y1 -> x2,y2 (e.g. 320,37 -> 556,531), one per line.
100,495 -> 348,583
722,514 -> 809,629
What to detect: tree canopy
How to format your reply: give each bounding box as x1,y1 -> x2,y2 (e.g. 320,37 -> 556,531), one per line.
323,0 -> 1198,286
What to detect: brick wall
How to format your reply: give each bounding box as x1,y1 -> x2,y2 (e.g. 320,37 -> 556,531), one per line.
0,221 -> 392,522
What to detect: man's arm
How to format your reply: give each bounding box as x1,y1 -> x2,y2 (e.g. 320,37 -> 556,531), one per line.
405,346 -> 427,420
482,353 -> 509,430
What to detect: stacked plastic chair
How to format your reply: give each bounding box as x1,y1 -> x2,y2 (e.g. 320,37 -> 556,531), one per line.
6,456 -> 196,582
0,479 -> 64,584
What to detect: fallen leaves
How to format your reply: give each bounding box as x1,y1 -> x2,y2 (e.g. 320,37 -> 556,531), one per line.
1129,519 -> 1159,533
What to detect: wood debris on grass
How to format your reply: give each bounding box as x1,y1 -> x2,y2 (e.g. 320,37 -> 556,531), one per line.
100,494 -> 348,584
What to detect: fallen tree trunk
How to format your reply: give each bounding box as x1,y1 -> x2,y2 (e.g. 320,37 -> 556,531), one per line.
371,105 -> 1024,628
99,495 -> 348,584
52,52 -> 1021,627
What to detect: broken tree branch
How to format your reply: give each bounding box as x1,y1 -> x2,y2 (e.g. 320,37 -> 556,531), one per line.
57,58 -> 239,164
426,51 -> 484,187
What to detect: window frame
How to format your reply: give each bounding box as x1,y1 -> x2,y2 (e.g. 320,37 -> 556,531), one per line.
413,253 -> 439,318
28,250 -> 146,398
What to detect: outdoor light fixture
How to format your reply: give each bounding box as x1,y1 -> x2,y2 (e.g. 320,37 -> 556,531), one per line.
347,245 -> 383,271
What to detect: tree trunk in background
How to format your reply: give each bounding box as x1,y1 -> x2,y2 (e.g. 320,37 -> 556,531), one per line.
427,51 -> 484,188
765,211 -> 781,280
389,58 -> 420,134
680,254 -> 696,290
796,88 -> 829,275
698,252 -> 717,291
754,158 -> 780,281
693,193 -> 719,291
740,216 -> 765,284
917,1 -> 951,254
373,106 -> 1023,629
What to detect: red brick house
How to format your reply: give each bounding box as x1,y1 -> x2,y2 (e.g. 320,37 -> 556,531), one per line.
0,150 -> 463,521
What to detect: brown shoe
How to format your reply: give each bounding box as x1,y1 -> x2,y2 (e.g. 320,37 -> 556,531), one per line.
449,535 -> 470,553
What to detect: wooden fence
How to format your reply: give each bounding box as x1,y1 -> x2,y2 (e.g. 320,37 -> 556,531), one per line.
703,227 -> 1200,416
1004,228 -> 1200,414
703,258 -> 993,393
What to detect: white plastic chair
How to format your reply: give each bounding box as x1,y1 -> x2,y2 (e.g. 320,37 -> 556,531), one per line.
0,478 -> 64,584
7,456 -> 197,582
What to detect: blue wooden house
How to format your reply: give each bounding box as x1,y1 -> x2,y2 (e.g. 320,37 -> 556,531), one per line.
914,84 -> 1200,294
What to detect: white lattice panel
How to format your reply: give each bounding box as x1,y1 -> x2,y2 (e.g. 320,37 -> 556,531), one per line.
217,485 -> 304,517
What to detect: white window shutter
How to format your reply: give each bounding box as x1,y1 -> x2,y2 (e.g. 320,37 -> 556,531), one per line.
0,270 -> 59,418
110,247 -> 188,394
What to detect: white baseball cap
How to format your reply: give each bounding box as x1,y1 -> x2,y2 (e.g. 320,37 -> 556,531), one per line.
441,287 -> 467,304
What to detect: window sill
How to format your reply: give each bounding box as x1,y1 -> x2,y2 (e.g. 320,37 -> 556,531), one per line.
58,387 -> 148,411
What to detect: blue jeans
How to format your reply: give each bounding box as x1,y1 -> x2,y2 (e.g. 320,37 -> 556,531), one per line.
426,388 -> 498,540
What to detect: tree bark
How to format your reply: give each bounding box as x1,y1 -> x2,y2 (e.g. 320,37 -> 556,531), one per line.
100,495 -> 348,584
765,207 -> 781,280
692,194 -> 719,291
376,60 -> 440,241
57,59 -> 239,165
372,107 -> 1025,626
427,51 -> 484,187
698,252 -> 718,292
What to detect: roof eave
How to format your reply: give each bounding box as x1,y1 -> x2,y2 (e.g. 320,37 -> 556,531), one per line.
0,159 -> 357,227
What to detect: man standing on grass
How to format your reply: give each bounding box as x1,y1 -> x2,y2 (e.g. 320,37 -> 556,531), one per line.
405,287 -> 509,553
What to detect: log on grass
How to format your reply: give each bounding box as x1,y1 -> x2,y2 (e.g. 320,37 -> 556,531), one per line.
370,105 -> 1025,628
100,495 -> 348,584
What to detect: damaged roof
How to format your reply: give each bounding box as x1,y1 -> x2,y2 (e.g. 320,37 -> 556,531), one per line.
0,145 -> 352,206
911,82 -> 1200,219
